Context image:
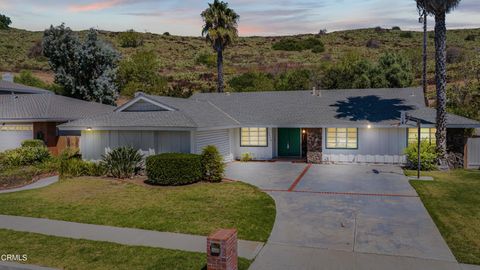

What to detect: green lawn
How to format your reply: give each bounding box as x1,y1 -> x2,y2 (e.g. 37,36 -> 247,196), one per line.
408,169 -> 480,265
0,177 -> 275,242
0,229 -> 251,270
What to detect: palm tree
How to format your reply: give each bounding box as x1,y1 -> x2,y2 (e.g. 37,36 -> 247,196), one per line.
416,0 -> 461,162
201,0 -> 239,93
417,1 -> 429,106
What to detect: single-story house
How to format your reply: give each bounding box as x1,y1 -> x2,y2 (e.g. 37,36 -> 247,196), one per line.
0,93 -> 114,154
59,87 -> 480,166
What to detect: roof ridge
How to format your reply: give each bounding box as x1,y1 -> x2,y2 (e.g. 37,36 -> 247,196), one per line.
205,100 -> 241,125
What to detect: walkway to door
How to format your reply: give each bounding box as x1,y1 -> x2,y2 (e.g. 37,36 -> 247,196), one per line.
225,162 -> 458,270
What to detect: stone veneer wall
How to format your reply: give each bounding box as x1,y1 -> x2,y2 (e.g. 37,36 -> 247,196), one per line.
306,128 -> 322,164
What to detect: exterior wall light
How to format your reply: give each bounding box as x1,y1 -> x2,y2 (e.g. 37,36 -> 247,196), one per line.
302,129 -> 306,134
367,124 -> 372,129
86,127 -> 92,131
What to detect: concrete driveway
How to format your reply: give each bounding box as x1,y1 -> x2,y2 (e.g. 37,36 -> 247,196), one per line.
226,162 -> 458,270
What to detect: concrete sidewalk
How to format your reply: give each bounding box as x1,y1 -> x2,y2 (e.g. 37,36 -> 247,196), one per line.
0,215 -> 263,260
0,176 -> 58,194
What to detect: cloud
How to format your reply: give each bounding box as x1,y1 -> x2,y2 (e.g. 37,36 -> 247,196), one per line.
69,0 -> 125,12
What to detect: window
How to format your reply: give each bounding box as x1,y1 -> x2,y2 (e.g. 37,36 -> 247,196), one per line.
241,128 -> 268,147
326,128 -> 358,149
408,128 -> 436,145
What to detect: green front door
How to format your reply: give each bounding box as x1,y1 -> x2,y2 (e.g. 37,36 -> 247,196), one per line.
278,128 -> 301,157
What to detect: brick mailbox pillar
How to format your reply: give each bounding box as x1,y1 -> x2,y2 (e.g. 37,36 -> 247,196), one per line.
207,229 -> 238,270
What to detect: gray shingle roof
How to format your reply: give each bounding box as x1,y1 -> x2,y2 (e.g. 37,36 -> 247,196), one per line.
0,81 -> 53,95
59,87 -> 480,130
191,88 -> 480,128
0,94 -> 115,122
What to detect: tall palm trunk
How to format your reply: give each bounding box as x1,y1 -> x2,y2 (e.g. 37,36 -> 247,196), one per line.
216,48 -> 224,93
422,10 -> 428,106
434,12 -> 448,160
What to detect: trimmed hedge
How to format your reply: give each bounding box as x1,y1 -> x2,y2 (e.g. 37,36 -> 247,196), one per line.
146,153 -> 202,186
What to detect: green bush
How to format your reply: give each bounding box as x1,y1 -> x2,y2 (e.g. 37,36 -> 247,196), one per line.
118,50 -> 168,97
146,153 -> 202,186
195,52 -> 216,68
228,72 -> 274,92
118,29 -> 143,48
201,145 -> 225,182
21,139 -> 45,148
404,140 -> 438,171
59,147 -> 82,160
3,146 -> 51,167
240,152 -> 253,162
60,158 -> 104,178
101,146 -> 143,179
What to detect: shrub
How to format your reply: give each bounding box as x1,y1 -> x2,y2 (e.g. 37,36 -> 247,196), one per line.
118,29 -> 143,48
240,152 -> 253,162
195,52 -> 216,68
311,45 -> 325,53
163,32 -> 170,36
101,146 -> 143,179
404,140 -> 438,171
118,50 -> 168,97
465,34 -> 476,41
28,40 -> 44,59
201,145 -> 225,183
3,146 -> 51,167
318,29 -> 328,36
399,31 -> 413,38
21,139 -> 45,148
366,39 -> 381,49
272,38 -> 304,51
59,147 -> 82,160
446,47 -> 464,64
228,72 -> 274,92
392,26 -> 401,31
146,153 -> 202,185
60,158 -> 104,177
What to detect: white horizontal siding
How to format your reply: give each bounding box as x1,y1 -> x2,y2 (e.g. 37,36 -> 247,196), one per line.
322,128 -> 407,164
195,129 -> 233,162
80,130 -> 190,160
467,138 -> 480,169
0,123 -> 33,152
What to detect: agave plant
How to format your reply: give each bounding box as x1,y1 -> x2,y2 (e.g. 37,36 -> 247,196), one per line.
101,146 -> 143,179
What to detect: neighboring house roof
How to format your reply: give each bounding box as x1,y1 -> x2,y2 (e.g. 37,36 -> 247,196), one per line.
0,80 -> 53,95
0,94 -> 115,122
60,93 -> 239,130
59,87 -> 480,130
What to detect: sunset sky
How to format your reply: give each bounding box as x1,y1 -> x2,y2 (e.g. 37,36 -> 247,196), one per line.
2,0 -> 480,36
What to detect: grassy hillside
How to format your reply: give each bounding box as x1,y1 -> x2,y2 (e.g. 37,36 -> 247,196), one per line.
0,27 -> 479,94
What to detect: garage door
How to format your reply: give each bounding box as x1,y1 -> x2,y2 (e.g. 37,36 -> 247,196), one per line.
196,129 -> 233,162
0,125 -> 33,152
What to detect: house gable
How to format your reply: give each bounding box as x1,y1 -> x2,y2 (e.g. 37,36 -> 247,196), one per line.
116,95 -> 176,112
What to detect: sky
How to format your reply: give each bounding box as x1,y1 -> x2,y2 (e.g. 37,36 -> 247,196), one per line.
2,0 -> 480,36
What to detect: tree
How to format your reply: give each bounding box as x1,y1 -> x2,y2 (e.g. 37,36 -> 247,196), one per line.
417,1 -> 429,106
0,14 -> 11,29
117,50 -> 168,97
201,0 -> 239,93
43,24 -> 119,105
275,69 -> 313,91
416,0 -> 462,162
378,53 -> 413,88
